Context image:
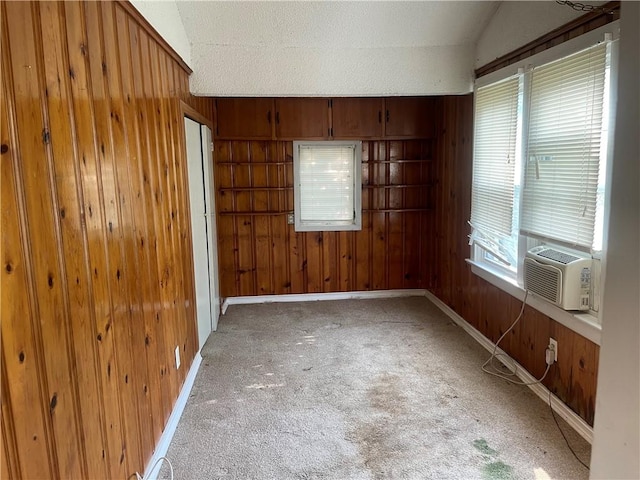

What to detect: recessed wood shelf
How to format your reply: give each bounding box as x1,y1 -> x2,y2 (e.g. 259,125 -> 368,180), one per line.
215,161 -> 291,166
218,186 -> 291,192
362,184 -> 433,189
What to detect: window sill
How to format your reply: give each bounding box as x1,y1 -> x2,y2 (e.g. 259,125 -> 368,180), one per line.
466,259 -> 602,346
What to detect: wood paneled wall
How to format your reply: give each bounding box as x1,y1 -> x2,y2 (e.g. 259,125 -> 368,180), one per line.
431,95 -> 599,425
1,2 -> 212,478
214,139 -> 435,297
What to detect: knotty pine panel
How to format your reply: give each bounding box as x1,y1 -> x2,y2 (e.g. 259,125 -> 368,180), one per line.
431,95 -> 599,425
0,1 -> 212,478
214,138 -> 435,298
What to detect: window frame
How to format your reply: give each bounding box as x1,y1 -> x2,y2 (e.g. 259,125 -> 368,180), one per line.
293,140 -> 362,232
469,23 -> 619,336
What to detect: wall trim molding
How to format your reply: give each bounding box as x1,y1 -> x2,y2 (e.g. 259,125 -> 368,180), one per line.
424,290 -> 594,444
221,289 -> 428,314
142,352 -> 203,479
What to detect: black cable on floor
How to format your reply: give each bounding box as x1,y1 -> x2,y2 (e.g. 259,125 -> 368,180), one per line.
549,392 -> 590,470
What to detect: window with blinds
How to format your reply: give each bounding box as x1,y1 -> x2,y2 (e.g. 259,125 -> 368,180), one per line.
521,44 -> 608,250
470,40 -> 612,279
293,141 -> 362,231
470,76 -> 520,266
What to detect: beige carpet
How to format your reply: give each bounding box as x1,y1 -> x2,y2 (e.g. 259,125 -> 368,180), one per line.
160,297 -> 590,479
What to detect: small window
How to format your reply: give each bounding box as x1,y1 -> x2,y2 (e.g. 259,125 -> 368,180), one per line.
293,141 -> 362,231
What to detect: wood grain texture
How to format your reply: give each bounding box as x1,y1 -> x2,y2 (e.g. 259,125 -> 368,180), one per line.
0,1 -> 212,478
431,95 -> 599,425
213,98 -> 436,297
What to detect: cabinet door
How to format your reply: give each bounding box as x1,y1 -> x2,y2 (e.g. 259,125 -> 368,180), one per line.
275,98 -> 329,139
384,97 -> 436,138
332,98 -> 384,138
215,98 -> 274,139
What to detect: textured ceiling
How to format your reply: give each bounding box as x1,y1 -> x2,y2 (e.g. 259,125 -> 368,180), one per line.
174,1 -> 501,96
177,1 -> 500,49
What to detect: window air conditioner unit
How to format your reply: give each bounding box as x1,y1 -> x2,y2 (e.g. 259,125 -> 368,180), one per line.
524,246 -> 592,311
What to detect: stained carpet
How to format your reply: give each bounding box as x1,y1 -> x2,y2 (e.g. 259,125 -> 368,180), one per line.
160,297 -> 590,479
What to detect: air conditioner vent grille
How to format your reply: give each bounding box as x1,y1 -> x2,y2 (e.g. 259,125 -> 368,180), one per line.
536,248 -> 580,265
524,259 -> 561,304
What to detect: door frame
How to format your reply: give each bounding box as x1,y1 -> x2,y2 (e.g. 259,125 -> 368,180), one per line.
181,102 -> 219,350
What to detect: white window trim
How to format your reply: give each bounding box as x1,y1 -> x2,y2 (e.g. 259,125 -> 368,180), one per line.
469,23 -> 620,344
293,140 -> 362,232
467,259 -> 602,345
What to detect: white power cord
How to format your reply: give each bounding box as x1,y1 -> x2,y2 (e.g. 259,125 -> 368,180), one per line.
482,290 -> 553,386
135,456 -> 174,480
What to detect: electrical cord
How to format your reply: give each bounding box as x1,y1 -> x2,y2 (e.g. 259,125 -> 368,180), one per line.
481,290 -> 588,469
549,392 -> 590,470
481,290 -> 552,386
134,456 -> 174,480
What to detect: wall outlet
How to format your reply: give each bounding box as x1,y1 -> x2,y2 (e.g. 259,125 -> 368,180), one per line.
549,338 -> 558,363
175,346 -> 181,369
287,212 -> 294,225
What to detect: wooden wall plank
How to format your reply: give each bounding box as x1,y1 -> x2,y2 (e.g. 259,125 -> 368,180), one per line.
84,2 -> 146,472
114,3 -> 167,450
4,2 -> 85,477
1,395 -> 16,479
38,2 -> 110,477
130,20 -> 177,426
166,55 -> 198,374
1,30 -> 53,476
63,1 -> 128,475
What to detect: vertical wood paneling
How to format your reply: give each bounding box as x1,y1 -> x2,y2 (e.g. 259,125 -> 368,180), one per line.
100,2 -> 155,461
1,1 -> 212,477
114,3 -> 166,450
39,3 -> 110,476
4,2 -> 85,477
1,36 -> 53,477
64,2 -> 130,475
432,95 -> 599,425
213,111 -> 435,297
86,2 -> 144,471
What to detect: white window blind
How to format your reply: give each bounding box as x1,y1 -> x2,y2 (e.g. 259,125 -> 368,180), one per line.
521,43 -> 607,250
294,141 -> 362,231
470,76 -> 520,261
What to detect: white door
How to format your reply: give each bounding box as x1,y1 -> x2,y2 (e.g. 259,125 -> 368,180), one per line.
200,124 -> 220,331
184,118 -> 220,351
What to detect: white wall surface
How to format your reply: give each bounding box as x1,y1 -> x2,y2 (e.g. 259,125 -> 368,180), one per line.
130,0 -> 191,68
179,1 -> 498,96
475,1 -> 600,68
590,2 -> 640,478
189,44 -> 475,96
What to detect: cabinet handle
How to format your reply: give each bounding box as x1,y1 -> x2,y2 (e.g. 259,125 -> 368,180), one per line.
386,110 -> 390,123
267,111 -> 271,123
276,112 -> 280,124
378,111 -> 382,123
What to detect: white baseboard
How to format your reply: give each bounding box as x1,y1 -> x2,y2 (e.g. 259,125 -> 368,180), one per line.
221,289 -> 428,315
424,291 -> 594,444
142,352 -> 203,479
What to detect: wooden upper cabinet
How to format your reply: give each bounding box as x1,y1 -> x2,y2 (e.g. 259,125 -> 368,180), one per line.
274,98 -> 329,139
215,98 -> 274,139
331,98 -> 384,138
384,97 -> 436,138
